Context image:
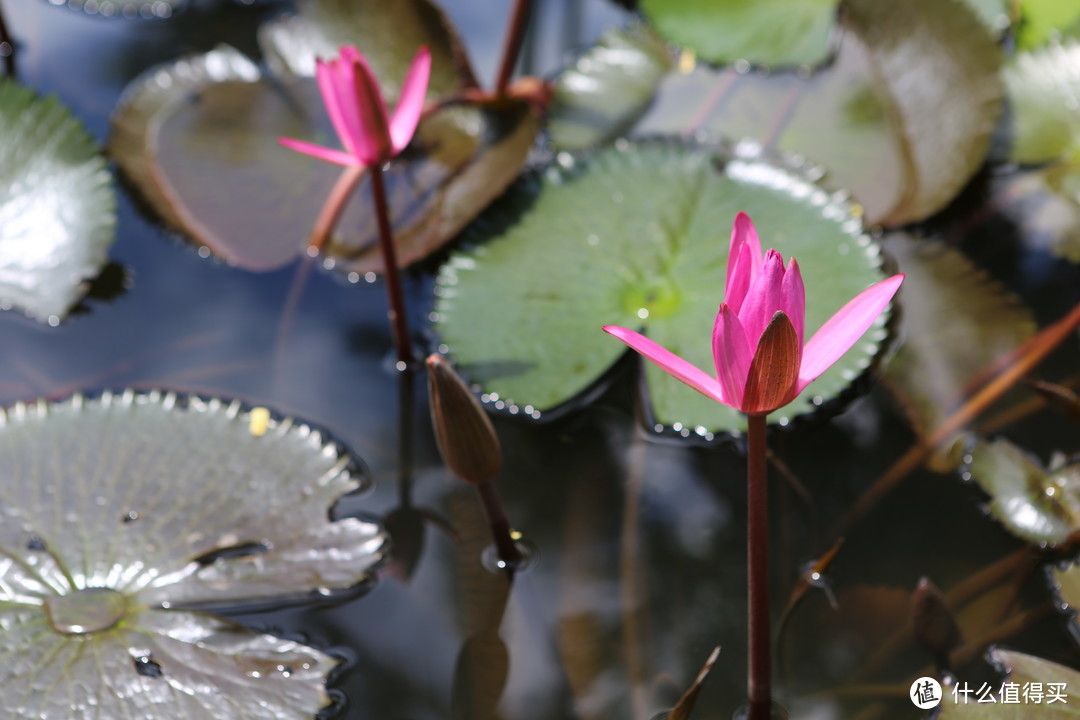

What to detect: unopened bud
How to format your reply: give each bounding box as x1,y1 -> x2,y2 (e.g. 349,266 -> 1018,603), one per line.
426,354 -> 502,484
911,577 -> 961,664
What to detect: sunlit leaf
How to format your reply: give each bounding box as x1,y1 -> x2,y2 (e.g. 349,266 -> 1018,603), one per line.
881,235 -> 1037,468
548,23 -> 673,152
1005,41 -> 1080,164
640,0 -> 839,68
0,80 -> 116,323
965,437 -> 1080,546
434,141 -> 892,434
938,650 -> 1080,716
635,0 -> 1001,226
0,390 -> 385,718
1018,0 -> 1080,50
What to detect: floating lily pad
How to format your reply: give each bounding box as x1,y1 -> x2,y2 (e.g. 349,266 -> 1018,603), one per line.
1018,0 -> 1080,50
632,0 -> 1001,226
433,141 -> 892,434
965,437 -> 1080,546
881,235 -> 1036,467
938,650 -> 1080,716
548,23 -> 673,152
0,390 -> 385,718
1005,41 -> 1080,164
640,0 -> 839,68
1050,559 -> 1080,640
993,166 -> 1080,264
0,81 -> 116,324
109,2 -> 535,274
49,0 -> 178,19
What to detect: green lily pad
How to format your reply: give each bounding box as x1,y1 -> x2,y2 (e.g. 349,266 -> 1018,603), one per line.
1006,41 -> 1080,164
0,390 -> 385,718
938,650 -> 1080,716
0,80 -> 116,324
1018,0 -> 1080,50
433,141 -> 892,434
965,437 -> 1080,546
633,0 -> 1002,226
881,235 -> 1037,467
109,2 -> 535,275
548,23 -> 674,152
640,0 -> 839,68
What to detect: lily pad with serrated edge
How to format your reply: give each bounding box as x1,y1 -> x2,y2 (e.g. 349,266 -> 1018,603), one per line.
0,390 -> 385,719
938,650 -> 1080,716
630,0 -> 1001,226
109,1 -> 537,275
965,437 -> 1080,546
881,235 -> 1037,469
1005,41 -> 1080,164
433,140 -> 893,435
0,80 -> 116,324
639,0 -> 839,69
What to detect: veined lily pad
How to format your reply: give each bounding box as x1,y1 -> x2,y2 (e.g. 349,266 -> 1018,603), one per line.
938,650 -> 1080,716
965,437 -> 1080,546
0,390 -> 385,718
108,1 -> 536,275
1005,41 -> 1080,164
881,235 -> 1036,468
639,0 -> 839,68
0,80 -> 116,324
627,0 -> 1002,226
433,141 -> 892,434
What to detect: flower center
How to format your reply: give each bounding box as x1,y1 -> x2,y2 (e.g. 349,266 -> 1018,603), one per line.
44,588 -> 128,635
621,278 -> 681,320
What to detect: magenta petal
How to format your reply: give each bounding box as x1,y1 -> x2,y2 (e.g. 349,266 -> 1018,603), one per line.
603,326 -> 730,406
348,49 -> 393,164
725,212 -> 763,311
389,46 -> 431,154
736,249 -> 787,348
781,257 -> 806,347
796,274 -> 904,393
315,58 -> 355,156
711,304 -> 752,409
278,137 -> 362,166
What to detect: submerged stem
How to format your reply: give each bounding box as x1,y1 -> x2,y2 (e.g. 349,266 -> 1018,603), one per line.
494,0 -> 533,96
307,164 -> 365,252
476,480 -> 522,572
369,163 -> 414,367
746,413 -> 772,718
0,1 -> 14,80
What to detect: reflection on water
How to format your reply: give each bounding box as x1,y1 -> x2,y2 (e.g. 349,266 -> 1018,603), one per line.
2,1 -> 1080,719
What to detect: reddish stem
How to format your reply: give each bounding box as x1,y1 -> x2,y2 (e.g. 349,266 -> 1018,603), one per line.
746,412 -> 772,718
476,480 -> 522,571
494,0 -> 533,96
0,2 -> 14,79
369,163 -> 414,367
307,164 -> 365,252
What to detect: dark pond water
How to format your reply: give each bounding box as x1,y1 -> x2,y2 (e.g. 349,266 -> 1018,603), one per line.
4,1 -> 1080,719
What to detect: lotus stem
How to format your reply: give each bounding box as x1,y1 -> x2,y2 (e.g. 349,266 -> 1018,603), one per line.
746,412 -> 772,718
0,2 -> 14,80
476,479 -> 522,571
494,0 -> 533,96
369,163 -> 414,368
307,164 -> 364,253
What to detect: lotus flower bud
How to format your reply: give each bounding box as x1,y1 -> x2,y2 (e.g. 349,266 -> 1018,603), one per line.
426,354 -> 502,484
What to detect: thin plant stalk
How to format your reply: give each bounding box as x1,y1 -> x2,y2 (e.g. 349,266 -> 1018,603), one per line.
475,480 -> 522,570
494,0 -> 533,96
0,0 -> 14,80
746,412 -> 771,718
307,165 -> 364,252
369,163 -> 414,367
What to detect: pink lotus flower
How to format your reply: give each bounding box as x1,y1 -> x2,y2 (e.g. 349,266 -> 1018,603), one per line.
279,45 -> 431,167
604,212 -> 904,416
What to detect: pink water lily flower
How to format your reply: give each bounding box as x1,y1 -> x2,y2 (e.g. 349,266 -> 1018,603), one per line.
604,212 -> 904,416
279,45 -> 431,167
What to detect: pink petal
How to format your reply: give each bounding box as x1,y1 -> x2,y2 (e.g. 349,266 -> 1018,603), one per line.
712,304 -> 753,408
278,137 -> 362,166
796,274 -> 904,393
736,249 -> 787,349
347,48 -> 393,164
389,46 -> 432,155
781,257 -> 806,347
603,325 -> 730,406
315,57 -> 355,156
725,212 -> 763,312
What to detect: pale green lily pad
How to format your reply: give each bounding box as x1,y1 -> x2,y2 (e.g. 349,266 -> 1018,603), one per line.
433,141 -> 892,434
881,235 -> 1036,467
1018,0 -> 1080,50
640,0 -> 839,68
965,437 -> 1080,546
938,650 -> 1080,716
0,80 -> 116,323
1006,41 -> 1080,164
634,0 -> 1002,226
548,23 -> 673,152
0,390 -> 385,719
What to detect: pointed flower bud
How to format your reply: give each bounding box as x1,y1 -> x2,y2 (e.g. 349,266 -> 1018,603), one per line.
426,354 -> 502,484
